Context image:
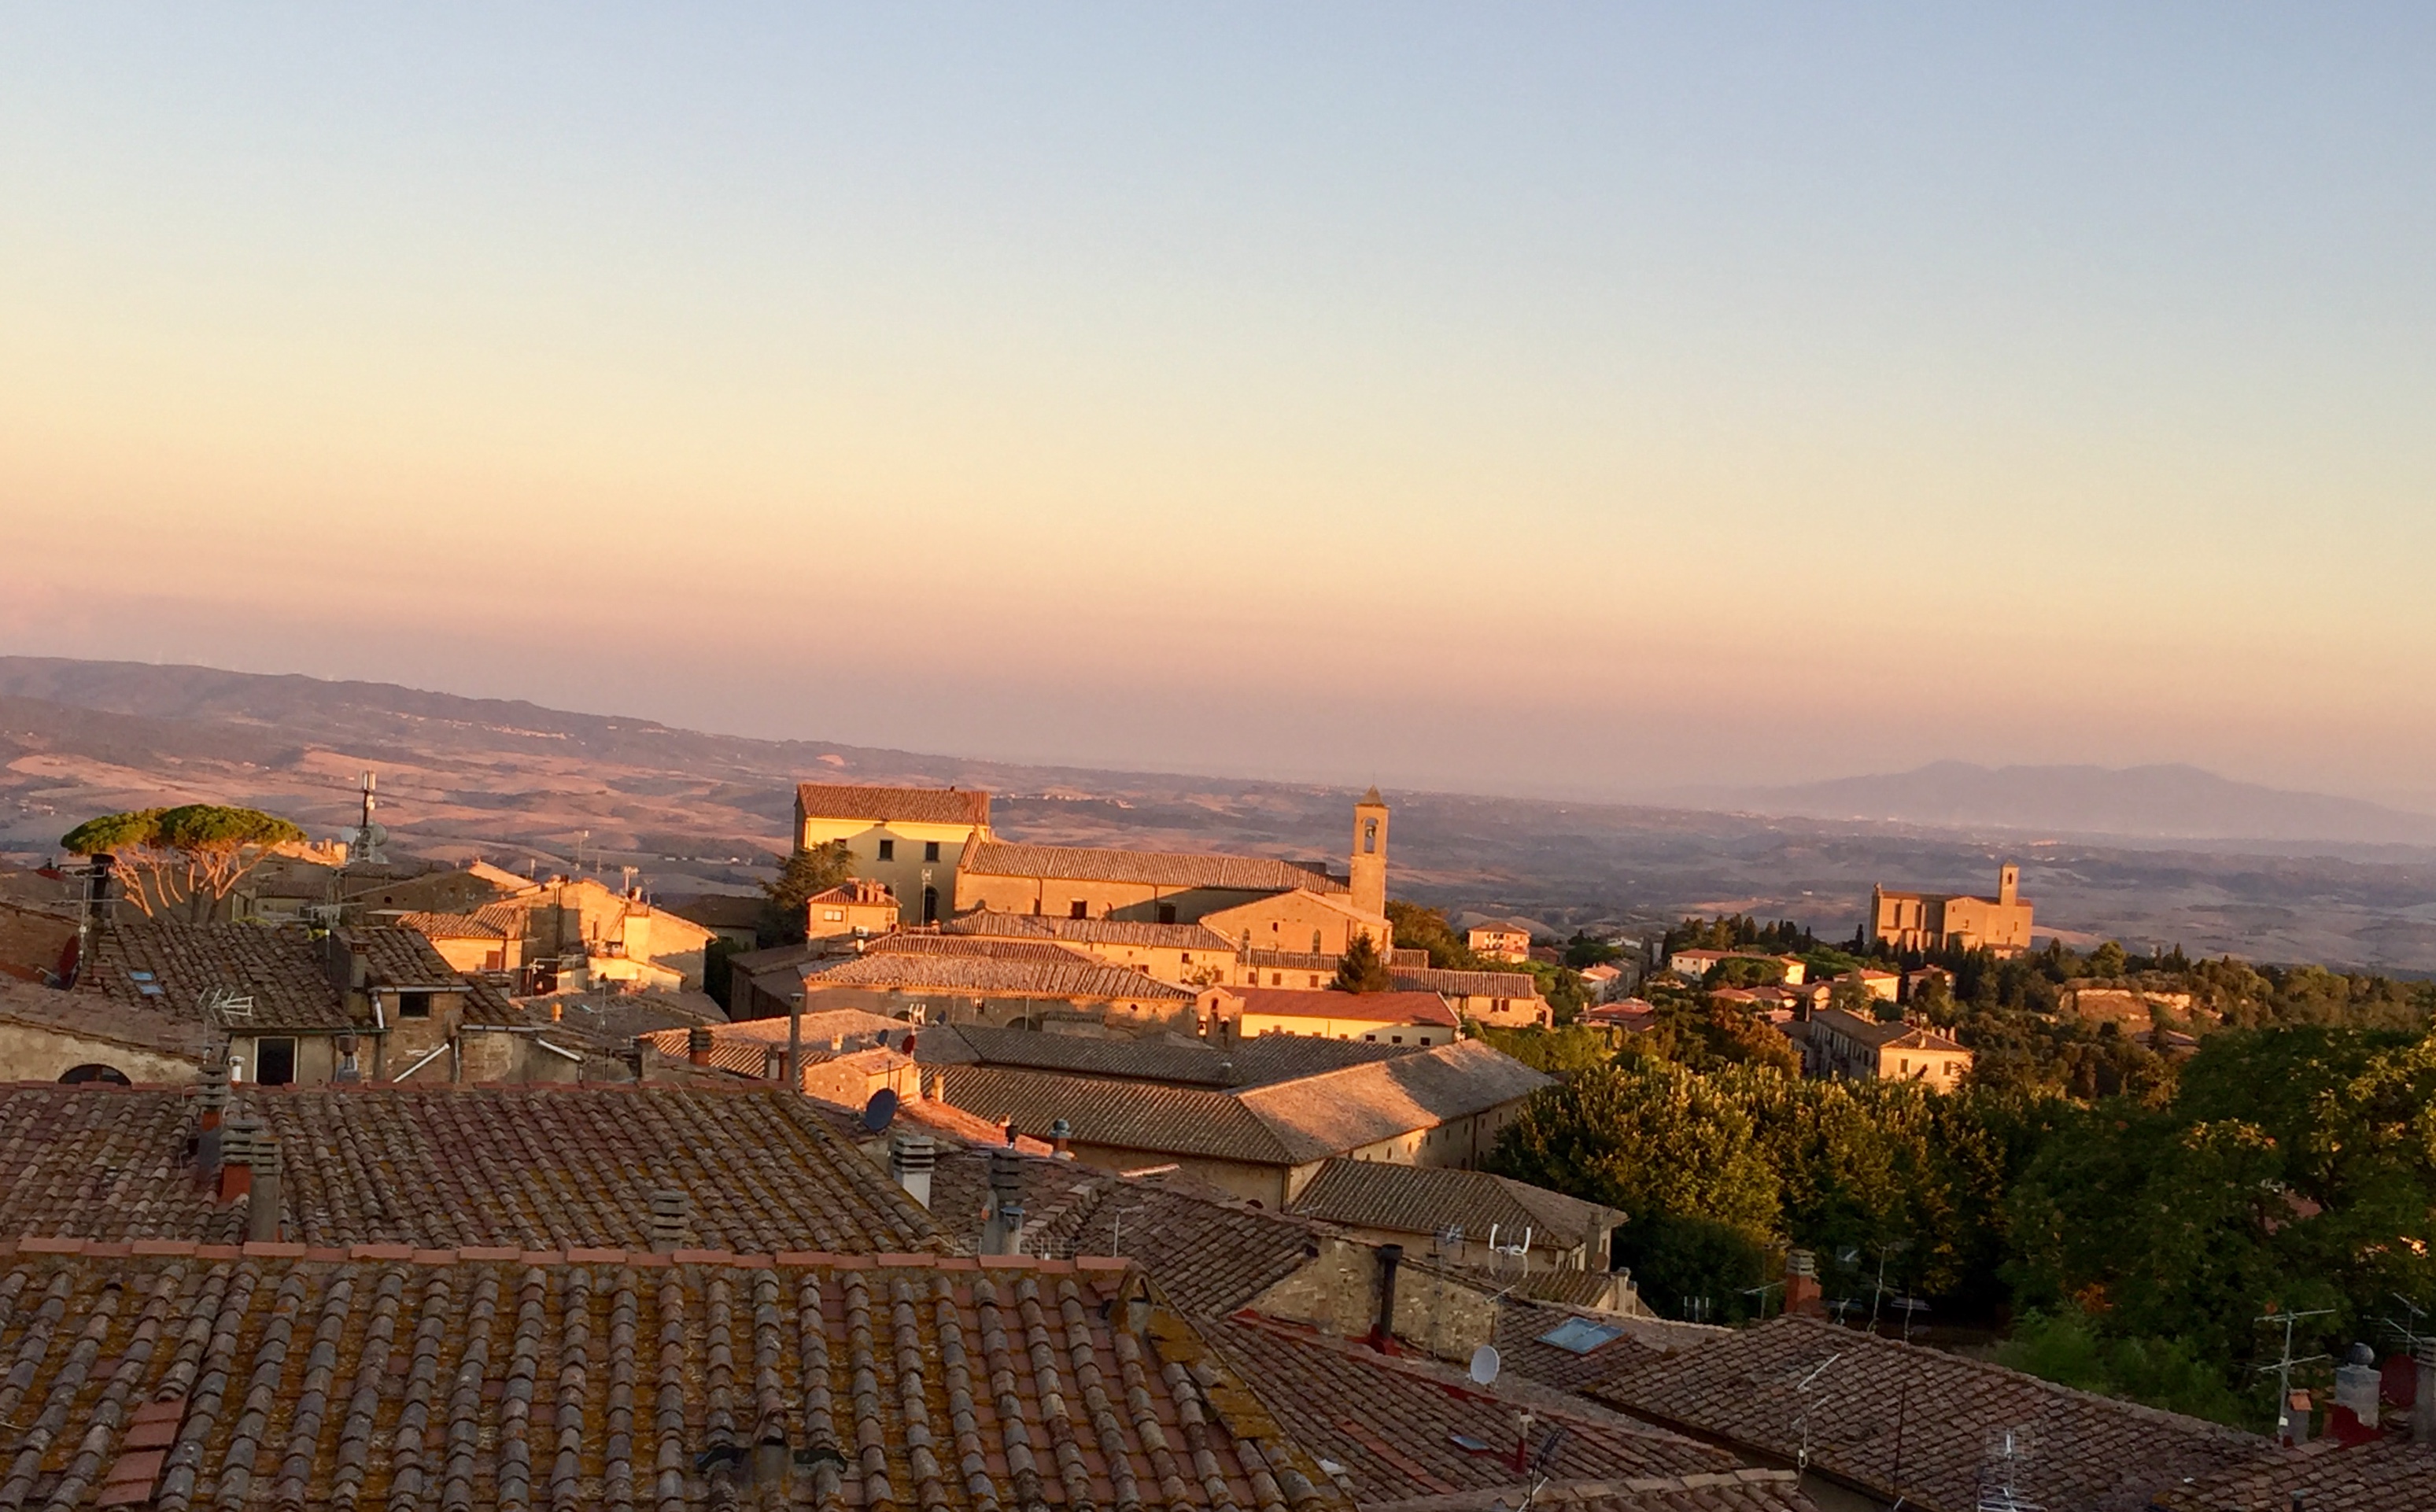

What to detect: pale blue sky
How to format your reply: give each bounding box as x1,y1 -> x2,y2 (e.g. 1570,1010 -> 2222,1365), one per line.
4,6 -> 2433,804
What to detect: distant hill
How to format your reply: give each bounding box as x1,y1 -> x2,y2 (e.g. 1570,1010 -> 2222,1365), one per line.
6,658 -> 2436,970
1714,761 -> 2436,846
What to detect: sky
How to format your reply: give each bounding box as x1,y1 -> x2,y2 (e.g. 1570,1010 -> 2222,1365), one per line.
4,6 -> 2434,808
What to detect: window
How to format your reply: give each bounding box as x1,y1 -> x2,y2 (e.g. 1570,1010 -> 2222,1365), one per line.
398,993 -> 432,1019
1364,1034 -> 1377,1042
921,887 -> 938,924
1157,903 -> 1177,924
1180,953 -> 1192,965
1271,973 -> 1283,986
823,908 -> 845,922
1070,900 -> 1088,920
257,1038 -> 297,1086
877,839 -> 895,861
1391,1034 -> 1404,1045
1311,929 -> 1323,953
924,840 -> 940,862
1363,818 -> 1379,854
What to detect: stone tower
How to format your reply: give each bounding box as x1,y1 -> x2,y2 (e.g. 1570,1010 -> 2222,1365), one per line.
1350,787 -> 1390,920
1998,863 -> 2020,906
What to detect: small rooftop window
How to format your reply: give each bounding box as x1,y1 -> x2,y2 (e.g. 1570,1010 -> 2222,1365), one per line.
1537,1318 -> 1626,1355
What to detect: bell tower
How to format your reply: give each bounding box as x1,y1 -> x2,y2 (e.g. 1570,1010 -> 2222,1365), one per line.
1349,787 -> 1390,920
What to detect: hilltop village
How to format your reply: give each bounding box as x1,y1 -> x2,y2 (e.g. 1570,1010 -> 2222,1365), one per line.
0,780 -> 2428,1512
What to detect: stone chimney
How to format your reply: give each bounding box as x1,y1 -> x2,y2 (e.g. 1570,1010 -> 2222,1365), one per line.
218,1117 -> 261,1205
1050,1118 -> 1072,1160
627,1036 -> 651,1084
981,1147 -> 1027,1256
890,1134 -> 936,1209
648,1189 -> 689,1254
687,1027 -> 714,1068
2327,1344 -> 2382,1445
332,1032 -> 361,1084
1784,1248 -> 1823,1318
246,1132 -> 284,1243
194,1068 -> 231,1183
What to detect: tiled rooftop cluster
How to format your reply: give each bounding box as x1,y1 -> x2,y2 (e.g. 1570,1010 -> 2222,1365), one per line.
2153,1435 -> 2435,1512
79,920 -> 352,1030
1201,1316 -> 1798,1510
961,841 -> 1348,896
1,1083 -> 944,1255
917,1024 -> 1412,1090
1587,1315 -> 2270,1512
807,945 -> 1198,1002
0,1245 -> 1339,1512
1285,1160 -> 1619,1249
943,912 -> 1239,953
797,781 -> 993,827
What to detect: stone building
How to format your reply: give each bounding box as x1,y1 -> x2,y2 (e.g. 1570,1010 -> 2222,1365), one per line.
1869,862 -> 2035,957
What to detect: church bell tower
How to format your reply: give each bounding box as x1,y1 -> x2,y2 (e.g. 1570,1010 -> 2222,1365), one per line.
1349,787 -> 1390,921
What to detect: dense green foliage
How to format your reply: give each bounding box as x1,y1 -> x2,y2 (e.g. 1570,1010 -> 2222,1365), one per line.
1486,913 -> 2436,1427
1333,931 -> 1393,992
1384,899 -> 1593,1021
761,841 -> 854,944
1663,913 -> 1820,957
61,804 -> 308,919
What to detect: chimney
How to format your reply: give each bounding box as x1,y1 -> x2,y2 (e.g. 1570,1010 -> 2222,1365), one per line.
246,1133 -> 284,1244
687,1027 -> 713,1068
2328,1344 -> 2382,1445
1367,1243 -> 1404,1352
627,1035 -> 651,1084
332,1032 -> 361,1084
218,1117 -> 261,1205
1050,1118 -> 1072,1160
2279,1388 -> 2312,1446
194,1068 -> 231,1182
890,1134 -> 936,1209
982,1147 -> 1027,1256
648,1189 -> 689,1254
1784,1248 -> 1823,1318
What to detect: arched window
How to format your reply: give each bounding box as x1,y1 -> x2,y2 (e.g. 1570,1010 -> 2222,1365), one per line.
1363,819 -> 1379,854
58,1063 -> 131,1086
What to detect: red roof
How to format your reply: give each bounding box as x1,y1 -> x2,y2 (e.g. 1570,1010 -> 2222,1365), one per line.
1227,988 -> 1457,1027
795,783 -> 991,827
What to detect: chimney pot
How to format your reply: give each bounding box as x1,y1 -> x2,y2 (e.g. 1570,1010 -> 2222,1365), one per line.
218,1117 -> 262,1205
648,1188 -> 689,1253
891,1134 -> 937,1209
1050,1118 -> 1072,1159
688,1026 -> 714,1068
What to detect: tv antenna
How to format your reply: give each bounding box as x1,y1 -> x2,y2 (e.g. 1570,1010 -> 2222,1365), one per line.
343,771 -> 388,865
2256,1306 -> 2335,1444
1786,1352 -> 1841,1471
200,986 -> 255,1023
1976,1425 -> 2043,1512
1486,1223 -> 1533,1276
1434,1223 -> 1465,1259
1106,1203 -> 1145,1257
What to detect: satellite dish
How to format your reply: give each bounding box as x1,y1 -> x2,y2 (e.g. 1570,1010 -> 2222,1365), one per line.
861,1088 -> 899,1134
1468,1344 -> 1501,1386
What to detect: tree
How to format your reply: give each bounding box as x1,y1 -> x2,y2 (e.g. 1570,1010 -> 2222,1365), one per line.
61,805 -> 307,920
762,841 -> 853,944
1334,931 -> 1393,993
1563,933 -> 1623,969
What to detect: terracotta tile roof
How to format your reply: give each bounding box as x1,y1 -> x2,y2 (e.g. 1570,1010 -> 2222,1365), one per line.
334,925 -> 466,990
1391,967 -> 1547,1002
796,781 -> 992,827
807,948 -> 1198,1001
929,1149 -> 1331,1316
0,1244 -> 1338,1512
642,1008 -> 906,1058
946,909 -> 1239,952
660,891 -> 769,930
76,920 -> 355,1031
1202,1315 -> 1809,1511
1246,949 -> 1338,974
0,979 -> 220,1064
392,909 -> 505,940
962,839 -> 1349,895
1230,1042 -> 1552,1158
1810,1008 -> 1968,1053
806,878 -> 897,907
1286,1160 -> 1620,1250
919,1024 -> 1414,1088
0,1083 -> 944,1254
1489,1302 -> 1713,1394
871,933 -> 1104,964
939,1068 -> 1305,1164
2152,1435 -> 2434,1512
939,1042 -> 1551,1168
1226,989 -> 1458,1027
1587,1315 -> 2268,1512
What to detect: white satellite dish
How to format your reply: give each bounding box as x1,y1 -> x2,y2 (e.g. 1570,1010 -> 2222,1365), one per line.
1468,1344 -> 1501,1386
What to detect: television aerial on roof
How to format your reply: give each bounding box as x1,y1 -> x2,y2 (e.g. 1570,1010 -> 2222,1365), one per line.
200,986 -> 254,1023
341,771 -> 387,865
